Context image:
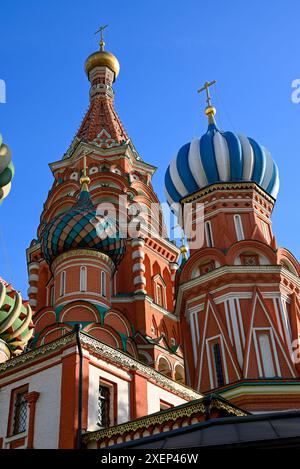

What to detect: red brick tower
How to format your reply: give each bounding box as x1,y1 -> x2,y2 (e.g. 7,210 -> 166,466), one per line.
165,82 -> 300,411
26,35 -> 184,382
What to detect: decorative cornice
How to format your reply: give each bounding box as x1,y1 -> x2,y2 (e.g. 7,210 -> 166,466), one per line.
0,332 -> 75,372
82,396 -> 247,443
80,333 -> 199,399
51,248 -> 114,272
181,181 -> 275,205
0,331 -> 200,400
175,265 -> 300,316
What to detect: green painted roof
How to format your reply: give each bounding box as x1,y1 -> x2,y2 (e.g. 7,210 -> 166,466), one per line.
0,279 -> 34,359
0,134 -> 14,204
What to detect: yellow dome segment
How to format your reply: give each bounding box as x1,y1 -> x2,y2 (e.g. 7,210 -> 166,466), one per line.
85,50 -> 120,81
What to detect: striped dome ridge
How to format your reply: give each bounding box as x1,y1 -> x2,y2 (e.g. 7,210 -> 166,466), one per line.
0,134 -> 14,204
0,279 -> 34,359
40,189 -> 126,266
164,121 -> 280,207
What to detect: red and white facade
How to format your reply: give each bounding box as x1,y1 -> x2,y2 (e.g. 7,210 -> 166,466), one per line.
0,38 -> 300,449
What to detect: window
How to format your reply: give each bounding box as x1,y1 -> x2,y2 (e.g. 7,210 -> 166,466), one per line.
80,266 -> 87,292
258,333 -> 276,377
97,385 -> 111,428
156,284 -> 163,307
60,271 -> 66,296
213,343 -> 224,387
174,365 -> 185,384
101,271 -> 106,297
234,214 -> 244,241
13,391 -> 28,435
204,221 -> 214,247
157,356 -> 172,377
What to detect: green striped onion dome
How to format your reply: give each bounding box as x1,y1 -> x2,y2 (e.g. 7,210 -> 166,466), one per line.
0,135 -> 14,204
0,277 -> 34,362
40,188 -> 126,266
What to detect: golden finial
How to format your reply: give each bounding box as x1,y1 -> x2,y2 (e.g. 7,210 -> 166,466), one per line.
179,230 -> 188,260
198,80 -> 217,124
80,156 -> 90,191
95,24 -> 108,51
172,223 -> 188,260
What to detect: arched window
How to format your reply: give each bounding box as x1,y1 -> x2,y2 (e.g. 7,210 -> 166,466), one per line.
234,214 -> 244,241
174,364 -> 185,384
156,284 -> 163,306
60,271 -> 66,297
212,342 -> 224,387
157,356 -> 172,377
101,271 -> 106,297
153,275 -> 166,308
80,266 -> 87,292
204,221 -> 214,247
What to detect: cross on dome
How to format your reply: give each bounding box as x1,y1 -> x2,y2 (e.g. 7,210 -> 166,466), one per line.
197,79 -> 217,124
95,24 -> 108,51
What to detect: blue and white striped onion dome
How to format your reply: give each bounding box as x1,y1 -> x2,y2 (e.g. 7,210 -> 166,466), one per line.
164,121 -> 279,206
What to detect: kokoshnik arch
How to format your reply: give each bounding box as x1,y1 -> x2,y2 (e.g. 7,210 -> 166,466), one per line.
0,28 -> 300,449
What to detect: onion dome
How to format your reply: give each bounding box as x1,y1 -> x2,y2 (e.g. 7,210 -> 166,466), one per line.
165,83 -> 279,206
85,25 -> 120,81
0,135 -> 14,204
40,164 -> 126,267
0,278 -> 34,362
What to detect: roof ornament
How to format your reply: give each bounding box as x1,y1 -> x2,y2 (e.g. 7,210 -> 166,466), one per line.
95,24 -> 108,51
79,156 -> 90,192
173,224 -> 188,261
197,80 -> 217,125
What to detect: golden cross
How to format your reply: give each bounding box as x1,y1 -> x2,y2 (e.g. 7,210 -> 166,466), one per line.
95,24 -> 108,50
83,156 -> 87,177
197,80 -> 217,107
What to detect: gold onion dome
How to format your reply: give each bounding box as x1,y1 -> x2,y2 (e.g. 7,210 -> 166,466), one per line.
85,26 -> 120,81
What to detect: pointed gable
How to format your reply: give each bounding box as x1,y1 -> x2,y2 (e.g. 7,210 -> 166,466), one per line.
243,288 -> 296,379
196,294 -> 241,392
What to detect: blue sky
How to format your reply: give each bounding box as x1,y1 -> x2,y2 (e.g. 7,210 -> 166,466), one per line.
0,0 -> 299,296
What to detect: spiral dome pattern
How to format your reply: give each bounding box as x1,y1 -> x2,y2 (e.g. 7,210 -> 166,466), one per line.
0,135 -> 14,204
0,278 -> 34,362
40,189 -> 126,266
164,121 -> 279,206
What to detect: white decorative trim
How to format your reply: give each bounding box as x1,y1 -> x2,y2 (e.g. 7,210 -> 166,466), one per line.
28,262 -> 40,271
27,286 -> 38,294
132,263 -> 145,273
176,265 -> 300,316
29,274 -> 39,282
134,275 -> 146,286
131,239 -> 145,248
132,250 -> 145,260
